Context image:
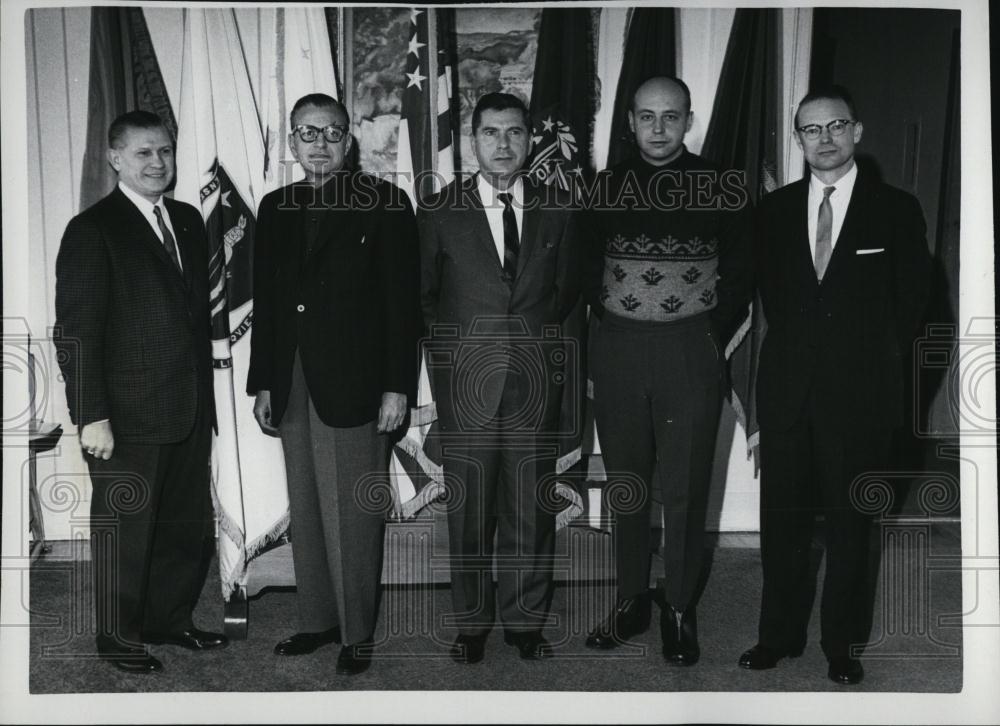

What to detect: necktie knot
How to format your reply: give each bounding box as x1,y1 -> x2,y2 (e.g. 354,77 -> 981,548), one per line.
823,186 -> 835,199
498,191 -> 513,209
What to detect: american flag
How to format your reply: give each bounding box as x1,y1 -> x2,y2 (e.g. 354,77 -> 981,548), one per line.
390,8 -> 456,518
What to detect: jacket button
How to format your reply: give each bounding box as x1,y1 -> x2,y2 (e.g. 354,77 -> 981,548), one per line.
296,304 -> 305,312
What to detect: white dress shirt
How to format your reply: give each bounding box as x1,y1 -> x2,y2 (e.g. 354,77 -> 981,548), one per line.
806,162 -> 858,261
118,181 -> 182,272
476,173 -> 524,264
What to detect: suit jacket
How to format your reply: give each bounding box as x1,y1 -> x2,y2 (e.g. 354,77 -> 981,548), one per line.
247,172 -> 421,428
54,186 -> 214,444
755,170 -> 931,431
418,175 -> 581,432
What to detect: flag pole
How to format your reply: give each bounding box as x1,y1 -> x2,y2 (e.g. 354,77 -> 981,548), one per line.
427,8 -> 439,197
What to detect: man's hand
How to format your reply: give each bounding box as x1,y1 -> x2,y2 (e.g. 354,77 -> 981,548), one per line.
80,420 -> 114,460
377,392 -> 408,433
254,390 -> 279,436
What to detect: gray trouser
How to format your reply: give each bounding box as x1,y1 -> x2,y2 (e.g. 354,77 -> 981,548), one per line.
279,354 -> 389,645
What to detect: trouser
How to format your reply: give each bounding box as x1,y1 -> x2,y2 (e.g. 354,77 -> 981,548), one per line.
758,387 -> 889,660
441,369 -> 558,636
279,353 -> 389,646
591,311 -> 724,609
88,398 -> 214,646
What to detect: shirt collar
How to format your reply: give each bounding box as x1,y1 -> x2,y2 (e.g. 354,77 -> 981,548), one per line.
118,181 -> 165,215
476,173 -> 524,207
809,161 -> 858,196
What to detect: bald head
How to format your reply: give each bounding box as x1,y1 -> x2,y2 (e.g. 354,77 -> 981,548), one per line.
628,76 -> 693,166
632,77 -> 691,115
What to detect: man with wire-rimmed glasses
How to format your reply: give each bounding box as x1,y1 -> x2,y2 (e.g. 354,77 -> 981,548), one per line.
739,85 -> 931,685
248,93 -> 421,677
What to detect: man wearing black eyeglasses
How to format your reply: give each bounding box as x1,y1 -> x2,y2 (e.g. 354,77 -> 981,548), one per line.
740,85 -> 931,685
247,93 -> 421,676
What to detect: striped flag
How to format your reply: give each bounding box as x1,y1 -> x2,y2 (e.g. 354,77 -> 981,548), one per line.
390,7 -> 456,517
174,8 -> 274,596
261,7 -> 340,192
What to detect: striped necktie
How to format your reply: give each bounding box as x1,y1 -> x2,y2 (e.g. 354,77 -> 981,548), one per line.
154,206 -> 182,272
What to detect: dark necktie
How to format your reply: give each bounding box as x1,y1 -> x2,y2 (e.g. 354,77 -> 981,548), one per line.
814,186 -> 835,281
153,205 -> 182,272
498,191 -> 520,282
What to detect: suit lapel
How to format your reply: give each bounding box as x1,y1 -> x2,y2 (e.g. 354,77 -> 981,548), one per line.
468,176 -> 503,271
111,188 -> 187,286
787,179 -> 818,290
164,198 -> 195,289
308,176 -> 348,262
515,181 -> 540,282
819,171 -> 867,284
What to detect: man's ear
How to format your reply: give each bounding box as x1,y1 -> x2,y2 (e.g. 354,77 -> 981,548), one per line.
685,111 -> 694,133
852,121 -> 864,144
106,147 -> 120,172
627,110 -> 636,134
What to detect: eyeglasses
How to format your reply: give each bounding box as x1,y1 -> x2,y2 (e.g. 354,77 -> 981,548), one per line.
795,119 -> 856,141
293,124 -> 348,143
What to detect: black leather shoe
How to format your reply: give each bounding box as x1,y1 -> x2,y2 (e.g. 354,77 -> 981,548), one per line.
827,656 -> 864,685
274,627 -> 342,656
450,633 -> 487,664
660,603 -> 699,666
97,637 -> 163,674
585,594 -> 651,649
738,643 -> 804,670
145,628 -> 229,651
503,631 -> 553,660
336,639 -> 373,676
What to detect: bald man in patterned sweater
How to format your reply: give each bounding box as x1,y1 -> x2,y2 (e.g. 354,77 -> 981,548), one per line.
583,77 -> 752,665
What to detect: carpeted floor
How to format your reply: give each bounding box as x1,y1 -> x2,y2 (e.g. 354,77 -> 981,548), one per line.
28,520 -> 962,694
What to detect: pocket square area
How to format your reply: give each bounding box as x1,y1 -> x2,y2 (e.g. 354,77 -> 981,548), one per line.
856,248 -> 885,255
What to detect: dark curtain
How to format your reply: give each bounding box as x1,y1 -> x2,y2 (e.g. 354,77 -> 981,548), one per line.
699,8 -> 782,465
79,8 -> 176,211
528,8 -> 596,480
605,7 -> 676,170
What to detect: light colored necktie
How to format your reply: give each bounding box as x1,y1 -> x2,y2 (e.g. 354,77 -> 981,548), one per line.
153,206 -> 182,272
814,186 -> 835,281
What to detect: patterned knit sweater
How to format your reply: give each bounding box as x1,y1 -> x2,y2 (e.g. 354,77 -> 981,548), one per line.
585,150 -> 753,343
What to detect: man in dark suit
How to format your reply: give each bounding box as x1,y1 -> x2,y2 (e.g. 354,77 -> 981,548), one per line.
419,92 -> 580,664
248,94 -> 421,676
55,110 -> 226,674
739,86 -> 931,685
